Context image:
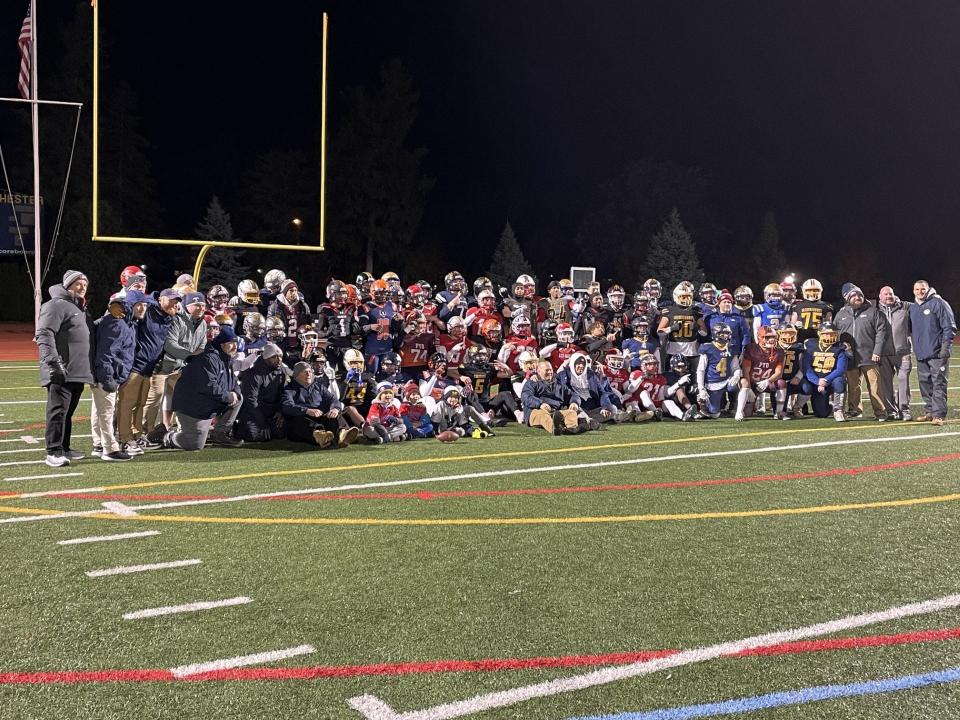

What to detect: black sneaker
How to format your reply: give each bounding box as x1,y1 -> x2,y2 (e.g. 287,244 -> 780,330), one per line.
146,425 -> 168,444
552,410 -> 565,436
102,450 -> 132,462
141,438 -> 162,450
210,430 -> 243,448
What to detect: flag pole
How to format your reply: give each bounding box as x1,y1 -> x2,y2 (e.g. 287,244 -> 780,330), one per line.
30,0 -> 42,326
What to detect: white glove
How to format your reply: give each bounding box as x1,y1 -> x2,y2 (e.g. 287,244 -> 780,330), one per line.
697,388 -> 709,403
324,365 -> 337,381
678,374 -> 691,386
756,379 -> 769,392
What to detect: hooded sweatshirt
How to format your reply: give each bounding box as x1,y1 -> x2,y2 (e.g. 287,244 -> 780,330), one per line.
909,288 -> 957,361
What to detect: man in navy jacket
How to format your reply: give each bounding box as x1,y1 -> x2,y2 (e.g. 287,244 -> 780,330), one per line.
282,362 -> 357,448
163,326 -> 243,450
909,281 -> 956,425
556,352 -> 616,423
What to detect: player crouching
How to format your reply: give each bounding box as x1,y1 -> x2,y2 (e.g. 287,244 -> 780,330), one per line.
695,322 -> 741,419
801,322 -> 848,421
626,354 -> 693,421
736,326 -> 787,421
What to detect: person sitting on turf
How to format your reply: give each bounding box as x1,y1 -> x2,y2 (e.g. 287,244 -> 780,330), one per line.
399,381 -> 434,439
521,359 -> 584,435
556,352 -> 617,424
363,381 -> 409,443
281,361 -> 359,449
163,325 -> 244,450
431,384 -> 495,438
236,342 -> 288,442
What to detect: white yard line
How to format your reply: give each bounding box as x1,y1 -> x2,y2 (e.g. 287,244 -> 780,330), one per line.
123,596 -> 252,621
0,421 -> 14,424
0,460 -> 44,467
0,448 -> 43,455
2,472 -> 83,482
85,559 -> 202,578
170,644 -> 315,678
19,486 -> 105,498
102,501 -> 138,517
347,593 -> 960,720
58,530 -> 160,545
0,429 -> 26,434
0,399 -> 91,405
1,430 -> 957,526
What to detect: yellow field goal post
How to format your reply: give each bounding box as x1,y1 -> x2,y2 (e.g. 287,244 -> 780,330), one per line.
91,2 -> 327,282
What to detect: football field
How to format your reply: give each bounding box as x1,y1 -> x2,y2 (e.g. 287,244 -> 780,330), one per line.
1,361 -> 960,719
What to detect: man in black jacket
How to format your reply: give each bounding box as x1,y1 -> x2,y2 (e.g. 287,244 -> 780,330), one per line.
163,326 -> 243,450
35,270 -> 96,467
237,343 -> 288,442
281,362 -> 358,448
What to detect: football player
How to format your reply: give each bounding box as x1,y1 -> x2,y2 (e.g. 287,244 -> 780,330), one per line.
801,322 -> 848,421
339,348 -> 377,431
791,278 -> 834,342
498,314 -> 539,372
733,285 -> 754,315
642,278 -> 663,309
316,282 -> 360,370
358,279 -> 399,372
625,354 -> 689,420
458,344 -> 514,425
266,279 -> 312,366
695,322 -> 741,419
261,269 -> 287,307
696,282 -> 719,317
657,282 -> 705,371
398,311 -> 435,381
436,270 -> 471,322
375,351 -> 403,385
777,324 -> 806,416
539,281 -> 574,324
736,326 -> 786,421
622,316 -> 658,370
540,321 -> 583,370
780,278 -> 797,315
434,315 -> 473,371
606,284 -> 629,337
465,289 -> 505,340
752,283 -> 788,338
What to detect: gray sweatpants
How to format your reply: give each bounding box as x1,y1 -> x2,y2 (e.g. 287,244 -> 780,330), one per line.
880,353 -> 912,417
168,401 -> 242,451
916,357 -> 950,419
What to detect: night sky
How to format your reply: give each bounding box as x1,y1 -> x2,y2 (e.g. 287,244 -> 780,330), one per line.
4,1 -> 960,291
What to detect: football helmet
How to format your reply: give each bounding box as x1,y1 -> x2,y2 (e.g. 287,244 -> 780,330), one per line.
631,316 -> 650,340
416,280 -> 433,298
380,352 -> 402,376
444,271 -> 466,294
204,317 -> 221,341
777,324 -> 798,348
403,311 -> 428,335
763,282 -> 783,308
473,276 -> 493,296
516,274 -> 536,298
556,322 -> 575,344
465,344 -> 491,367
405,284 -> 426,307
669,354 -> 689,374
355,271 -> 375,295
538,319 -> 558,345
326,279 -> 345,302
734,285 -> 754,309
298,325 -> 319,346
447,315 -> 467,339
640,353 -> 660,377
510,315 -> 531,337
343,348 -> 365,371
206,285 -> 229,311
607,284 -> 626,310
673,282 -> 694,308
480,317 -> 503,344
477,289 -> 497,309
558,278 -> 575,297
428,352 -> 448,371
698,282 -> 718,305
242,313 -> 265,339
120,265 -> 146,289
780,279 -> 797,303
265,315 -> 286,341
757,325 -> 778,349
712,322 -> 732,345
381,270 -> 400,285
387,285 -> 404,304
264,269 -> 287,293
643,278 -> 662,299
817,322 -> 839,350
605,348 -> 626,371
238,279 -> 260,305
632,292 -> 650,310
801,278 -> 823,302
370,279 -> 389,303
517,350 -> 538,373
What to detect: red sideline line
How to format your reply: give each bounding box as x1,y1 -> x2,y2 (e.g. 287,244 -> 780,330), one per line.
29,452 -> 960,504
2,626 -> 959,685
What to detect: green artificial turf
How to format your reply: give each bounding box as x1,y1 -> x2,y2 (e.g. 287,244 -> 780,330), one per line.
0,362 -> 959,719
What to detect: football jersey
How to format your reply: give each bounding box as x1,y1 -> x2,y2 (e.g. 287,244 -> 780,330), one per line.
752,303 -> 786,330
434,334 -> 472,367
780,342 -> 803,380
630,371 -> 668,407
661,304 -> 702,355
699,342 -> 736,384
459,365 -> 500,401
358,302 -> 397,355
539,297 -> 572,323
545,343 -> 581,370
399,332 -> 434,368
621,338 -> 658,369
318,304 -> 357,348
742,343 -> 785,385
500,336 -> 540,372
792,300 -> 834,341
599,364 -> 630,395
802,339 -> 847,381
341,371 -> 377,413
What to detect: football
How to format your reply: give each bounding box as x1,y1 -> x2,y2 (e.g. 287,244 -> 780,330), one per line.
436,430 -> 460,443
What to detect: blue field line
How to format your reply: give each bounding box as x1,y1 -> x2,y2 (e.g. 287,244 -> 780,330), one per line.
568,665 -> 960,720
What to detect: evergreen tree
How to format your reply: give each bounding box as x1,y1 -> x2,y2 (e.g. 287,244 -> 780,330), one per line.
486,221 -> 536,291
195,196 -> 250,291
753,210 -> 787,283
636,208 -> 704,293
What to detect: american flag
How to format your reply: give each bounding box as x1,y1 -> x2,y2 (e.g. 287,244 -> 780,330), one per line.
18,5 -> 31,100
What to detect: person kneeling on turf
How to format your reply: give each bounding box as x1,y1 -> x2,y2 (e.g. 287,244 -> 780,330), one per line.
282,362 -> 359,449
236,342 -> 288,441
521,360 -> 583,434
163,326 -> 243,450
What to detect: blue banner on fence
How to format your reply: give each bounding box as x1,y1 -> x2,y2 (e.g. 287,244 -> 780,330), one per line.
0,192 -> 43,256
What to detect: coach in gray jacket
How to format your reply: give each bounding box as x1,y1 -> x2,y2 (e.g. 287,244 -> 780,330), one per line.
35,270 -> 95,467
834,283 -> 893,420
909,281 -> 956,425
877,287 -> 913,420
146,291 -> 208,441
